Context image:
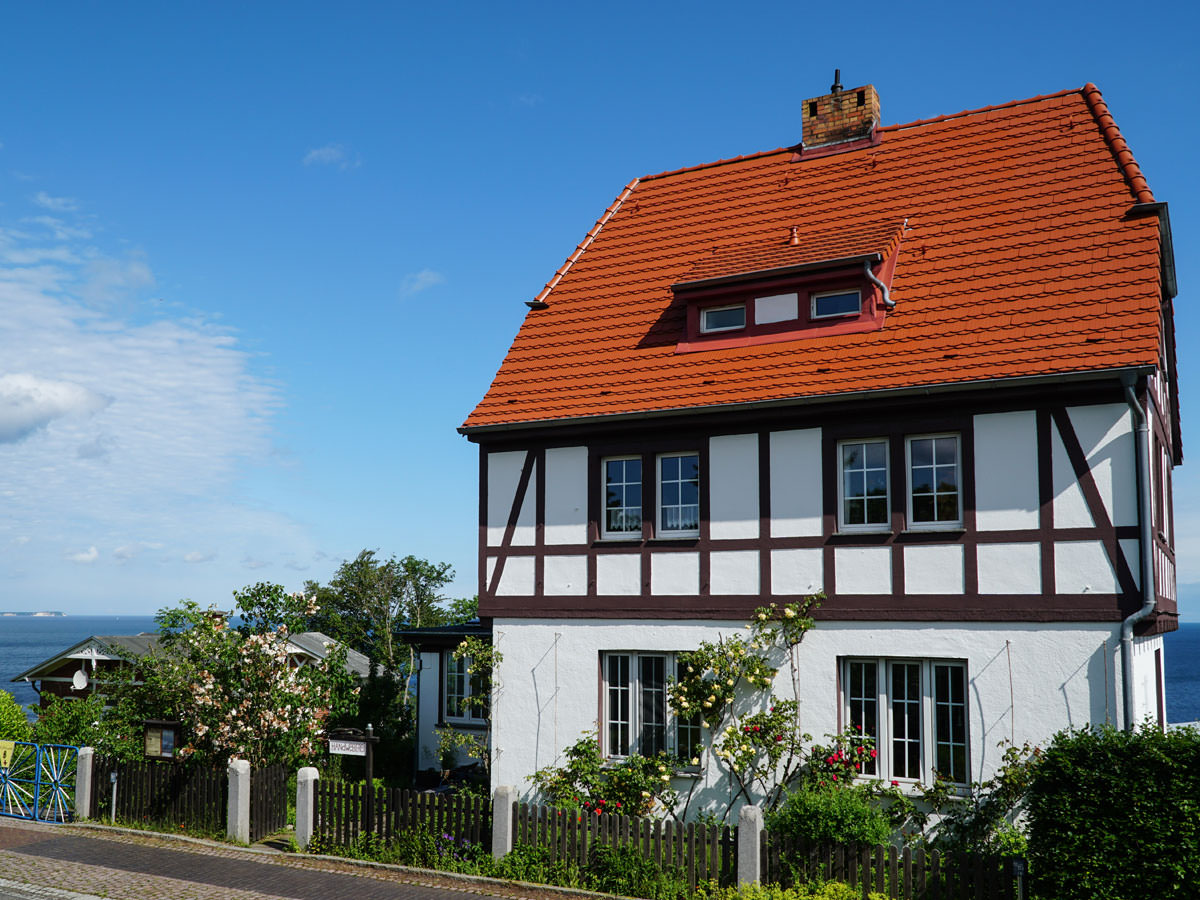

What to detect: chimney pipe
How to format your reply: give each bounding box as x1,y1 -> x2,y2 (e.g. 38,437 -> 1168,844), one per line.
831,69 -> 843,93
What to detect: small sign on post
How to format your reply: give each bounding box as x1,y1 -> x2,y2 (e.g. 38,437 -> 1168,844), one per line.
328,739 -> 367,757
0,740 -> 13,771
326,725 -> 380,833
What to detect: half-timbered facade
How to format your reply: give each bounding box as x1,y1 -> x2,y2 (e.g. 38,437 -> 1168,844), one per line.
452,80 -> 1180,812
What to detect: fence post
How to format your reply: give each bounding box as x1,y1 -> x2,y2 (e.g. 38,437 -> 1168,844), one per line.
737,805 -> 763,886
227,758 -> 251,843
295,767 -> 319,850
75,747 -> 94,820
492,785 -> 517,860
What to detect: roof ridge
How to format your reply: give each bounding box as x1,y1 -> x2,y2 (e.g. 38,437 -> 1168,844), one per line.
1079,82 -> 1155,204
531,179 -> 640,305
639,147 -> 791,183
879,86 -> 1081,133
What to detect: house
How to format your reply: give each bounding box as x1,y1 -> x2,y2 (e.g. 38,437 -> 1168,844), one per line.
445,79 -> 1180,812
13,631 -> 372,706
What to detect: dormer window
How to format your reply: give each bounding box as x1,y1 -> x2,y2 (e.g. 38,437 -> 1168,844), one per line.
700,304 -> 746,333
812,289 -> 862,319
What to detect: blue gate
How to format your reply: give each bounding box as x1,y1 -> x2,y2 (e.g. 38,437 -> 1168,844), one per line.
0,741 -> 79,823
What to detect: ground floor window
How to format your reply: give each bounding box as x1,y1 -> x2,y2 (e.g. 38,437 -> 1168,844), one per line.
603,652 -> 700,761
444,652 -> 487,724
843,657 -> 968,784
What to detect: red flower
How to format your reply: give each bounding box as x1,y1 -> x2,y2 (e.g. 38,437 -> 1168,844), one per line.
753,725 -> 760,732
825,756 -> 834,765
870,750 -> 877,758
891,780 -> 899,787
775,735 -> 783,742
831,774 -> 838,781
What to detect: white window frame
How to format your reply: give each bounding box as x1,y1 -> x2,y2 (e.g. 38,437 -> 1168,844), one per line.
601,651 -> 701,761
837,438 -> 891,533
700,304 -> 746,334
601,455 -> 644,539
656,452 -> 700,538
905,433 -> 962,530
842,657 -> 969,785
811,288 -> 862,320
443,652 -> 486,725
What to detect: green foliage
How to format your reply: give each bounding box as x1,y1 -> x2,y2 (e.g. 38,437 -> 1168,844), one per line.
697,881 -> 889,900
0,690 -> 31,741
529,730 -> 679,817
585,844 -> 690,900
31,691 -> 142,758
766,782 -> 890,846
436,634 -> 500,774
492,842 -> 582,886
922,741 -> 1038,855
1027,724 -> 1200,900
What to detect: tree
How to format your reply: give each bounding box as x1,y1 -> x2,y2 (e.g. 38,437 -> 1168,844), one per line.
0,689 -> 31,741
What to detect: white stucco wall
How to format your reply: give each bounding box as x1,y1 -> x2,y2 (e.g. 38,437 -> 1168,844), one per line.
544,446 -> 588,545
769,429 -> 822,536
974,411 -> 1039,530
490,618 -> 1125,818
416,650 -> 442,771
709,434 -> 759,539
487,451 -> 536,546
1129,634 -> 1165,727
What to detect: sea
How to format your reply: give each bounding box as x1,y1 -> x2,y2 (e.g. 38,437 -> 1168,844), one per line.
0,615 -> 1198,725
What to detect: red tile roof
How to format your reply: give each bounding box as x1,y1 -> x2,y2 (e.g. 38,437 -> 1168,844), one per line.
463,85 -> 1165,431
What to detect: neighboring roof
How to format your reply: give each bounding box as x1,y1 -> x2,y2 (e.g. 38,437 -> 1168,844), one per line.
397,619 -> 493,652
463,85 -> 1167,432
12,631 -> 371,682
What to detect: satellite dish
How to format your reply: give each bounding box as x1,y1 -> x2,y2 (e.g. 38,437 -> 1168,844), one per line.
72,669 -> 89,691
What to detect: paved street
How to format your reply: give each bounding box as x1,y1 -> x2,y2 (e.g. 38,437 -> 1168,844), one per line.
0,820 -> 566,900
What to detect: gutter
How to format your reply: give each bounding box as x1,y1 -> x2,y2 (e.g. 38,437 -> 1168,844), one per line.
460,365 -> 1155,437
1120,372 -> 1157,731
863,259 -> 894,309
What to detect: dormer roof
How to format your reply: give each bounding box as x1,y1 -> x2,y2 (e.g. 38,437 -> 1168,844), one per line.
463,84 -> 1169,433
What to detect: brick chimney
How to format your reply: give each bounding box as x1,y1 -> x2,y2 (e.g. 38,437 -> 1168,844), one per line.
803,71 -> 880,149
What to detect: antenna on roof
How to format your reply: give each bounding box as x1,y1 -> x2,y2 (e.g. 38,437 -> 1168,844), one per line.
831,69 -> 843,93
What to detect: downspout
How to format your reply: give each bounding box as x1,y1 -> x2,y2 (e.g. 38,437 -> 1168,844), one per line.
863,260 -> 895,309
1121,372 -> 1157,731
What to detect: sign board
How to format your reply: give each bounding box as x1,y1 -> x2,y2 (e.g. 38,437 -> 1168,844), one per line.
329,739 -> 367,757
0,740 -> 12,769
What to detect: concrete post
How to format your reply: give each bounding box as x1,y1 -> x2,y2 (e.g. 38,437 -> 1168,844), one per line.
226,758 -> 251,844
75,747 -> 94,820
737,804 -> 763,886
295,767 -> 319,850
492,785 -> 518,860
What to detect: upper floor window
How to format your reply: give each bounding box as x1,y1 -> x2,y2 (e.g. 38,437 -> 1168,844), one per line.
658,452 -> 700,537
444,653 -> 487,724
811,289 -> 862,319
603,456 -> 643,538
844,657 -> 968,784
907,435 -> 961,529
700,304 -> 746,333
603,652 -> 701,760
839,439 -> 889,531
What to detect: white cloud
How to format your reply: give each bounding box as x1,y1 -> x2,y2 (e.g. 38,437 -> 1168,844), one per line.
184,551 -> 216,564
25,216 -> 92,241
303,144 -> 361,170
399,268 -> 445,297
0,374 -> 108,443
69,546 -> 99,564
32,191 -> 77,212
242,556 -> 269,569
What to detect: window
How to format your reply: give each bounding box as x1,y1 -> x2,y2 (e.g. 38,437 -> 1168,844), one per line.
444,653 -> 487,724
907,435 -> 961,528
811,289 -> 861,319
603,652 -> 701,760
844,658 -> 968,784
700,304 -> 746,333
657,453 -> 700,537
839,439 -> 889,531
603,456 -> 643,538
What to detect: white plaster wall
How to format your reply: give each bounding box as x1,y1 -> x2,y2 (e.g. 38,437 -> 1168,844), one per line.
597,554 -> 641,595
545,446 -> 588,545
545,555 -> 587,596
490,619 -> 1124,818
710,550 -> 759,595
755,292 -> 799,324
651,552 -> 699,595
977,543 -> 1041,594
416,650 -> 442,770
973,411 -> 1039,530
1054,541 -> 1118,595
1129,634 -> 1165,726
1067,404 -> 1137,528
771,548 -> 823,595
496,556 -> 536,596
487,451 -> 536,546
770,429 -> 822,537
1119,538 -> 1141,589
1051,426 -> 1094,529
904,545 -> 964,594
709,434 -> 759,539
835,547 -> 891,594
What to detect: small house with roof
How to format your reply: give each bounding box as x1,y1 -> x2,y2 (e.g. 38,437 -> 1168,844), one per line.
446,78 -> 1179,811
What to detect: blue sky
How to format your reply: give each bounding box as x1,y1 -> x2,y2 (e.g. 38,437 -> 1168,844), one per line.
0,1 -> 1196,619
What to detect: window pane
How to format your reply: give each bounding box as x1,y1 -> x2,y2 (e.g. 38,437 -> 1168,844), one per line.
866,442 -> 887,468
841,440 -> 888,528
934,663 -> 968,782
934,438 -> 957,465
605,459 -> 643,535
848,660 -> 878,776
662,456 -> 678,480
936,493 -> 959,522
607,655 -> 630,756
935,465 -> 957,490
702,305 -> 745,331
912,495 -> 935,521
890,662 -> 922,780
640,656 -> 666,757
846,499 -> 865,525
663,482 -> 679,506
911,467 -> 933,494
843,444 -> 862,468
910,439 -> 933,468
866,498 -> 888,523
866,469 -> 887,497
814,291 -> 861,318
660,454 -> 700,534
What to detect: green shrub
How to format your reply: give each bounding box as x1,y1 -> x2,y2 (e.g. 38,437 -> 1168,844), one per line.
584,844 -> 690,900
1027,724 -> 1200,900
491,842 -> 582,887
767,783 -> 891,846
697,881 -> 889,900
0,690 -> 31,741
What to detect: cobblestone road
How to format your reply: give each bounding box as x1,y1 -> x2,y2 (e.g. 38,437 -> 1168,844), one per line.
0,820 -> 579,900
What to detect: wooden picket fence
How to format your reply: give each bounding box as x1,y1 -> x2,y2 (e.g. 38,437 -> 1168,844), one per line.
91,756 -> 227,835
249,763 -> 288,842
763,831 -> 1027,900
512,801 -> 738,889
314,781 -> 491,847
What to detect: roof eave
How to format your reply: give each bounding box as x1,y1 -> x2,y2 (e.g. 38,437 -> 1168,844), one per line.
672,252 -> 883,293
460,365 -> 1157,437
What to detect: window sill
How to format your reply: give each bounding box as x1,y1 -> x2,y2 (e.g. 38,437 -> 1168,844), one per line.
440,719 -> 488,730
901,526 -> 965,535
603,761 -> 701,779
